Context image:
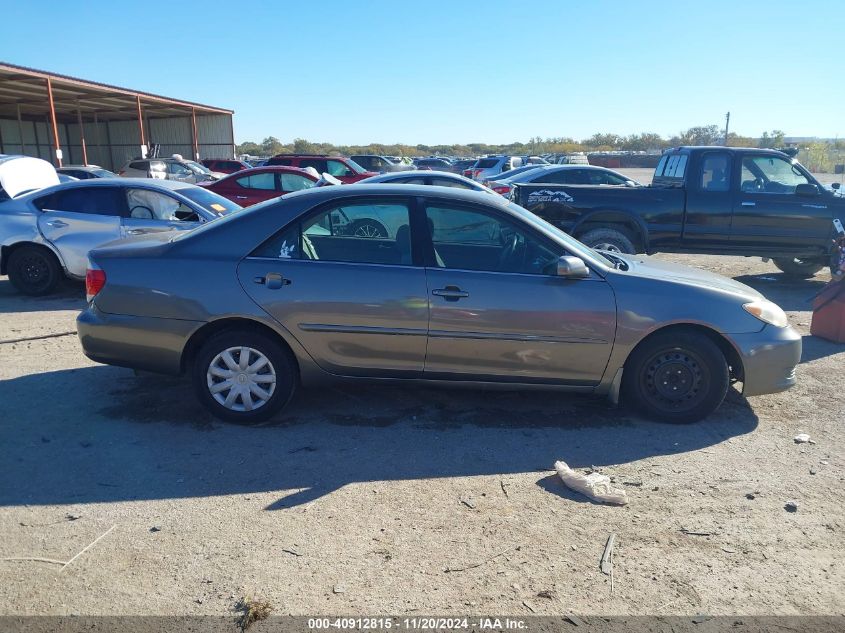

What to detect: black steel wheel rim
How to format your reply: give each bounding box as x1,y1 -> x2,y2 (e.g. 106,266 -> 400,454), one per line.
17,254 -> 50,290
640,347 -> 708,411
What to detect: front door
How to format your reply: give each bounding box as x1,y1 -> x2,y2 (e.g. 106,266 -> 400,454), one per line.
731,153 -> 832,250
237,197 -> 428,377
421,201 -> 616,384
122,188 -> 202,237
35,185 -> 125,277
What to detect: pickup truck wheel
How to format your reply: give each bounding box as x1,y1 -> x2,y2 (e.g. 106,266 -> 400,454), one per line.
772,257 -> 825,278
193,330 -> 297,425
622,330 -> 729,424
7,246 -> 62,296
578,228 -> 635,254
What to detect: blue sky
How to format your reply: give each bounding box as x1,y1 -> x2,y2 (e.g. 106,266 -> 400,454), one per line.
2,0 -> 843,145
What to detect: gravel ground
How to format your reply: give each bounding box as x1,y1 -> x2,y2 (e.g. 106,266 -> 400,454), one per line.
0,253 -> 843,618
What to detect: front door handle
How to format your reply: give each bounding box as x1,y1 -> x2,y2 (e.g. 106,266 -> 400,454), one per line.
235,196 -> 249,200
126,228 -> 150,235
741,201 -> 756,207
432,286 -> 469,301
45,220 -> 68,228
253,272 -> 290,289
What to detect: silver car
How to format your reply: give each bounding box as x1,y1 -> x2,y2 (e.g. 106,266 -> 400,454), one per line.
78,185 -> 801,426
0,169 -> 241,295
118,157 -> 225,184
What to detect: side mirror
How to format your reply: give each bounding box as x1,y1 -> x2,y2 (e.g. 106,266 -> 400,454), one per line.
795,183 -> 820,197
556,255 -> 590,279
832,182 -> 840,191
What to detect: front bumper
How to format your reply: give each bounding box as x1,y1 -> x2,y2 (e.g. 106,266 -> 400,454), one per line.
77,303 -> 202,375
730,325 -> 802,397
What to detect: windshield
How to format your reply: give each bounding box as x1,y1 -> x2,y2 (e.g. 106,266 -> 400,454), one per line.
475,158 -> 499,168
185,160 -> 212,175
505,201 -> 614,268
178,187 -> 242,216
93,169 -> 116,178
345,158 -> 368,174
498,166 -> 548,183
494,165 -> 545,180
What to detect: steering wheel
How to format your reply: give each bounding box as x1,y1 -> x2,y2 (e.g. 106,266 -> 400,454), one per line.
497,232 -> 521,271
129,205 -> 154,219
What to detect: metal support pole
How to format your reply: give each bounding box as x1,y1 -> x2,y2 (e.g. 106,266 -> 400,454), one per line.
16,104 -> 24,154
46,77 -> 62,166
190,107 -> 199,160
76,105 -> 88,165
135,95 -> 146,156
724,111 -> 730,146
93,112 -> 102,166
228,113 -> 236,159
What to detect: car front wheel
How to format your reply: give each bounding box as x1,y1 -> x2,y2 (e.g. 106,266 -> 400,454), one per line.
622,330 -> 729,424
192,330 -> 297,424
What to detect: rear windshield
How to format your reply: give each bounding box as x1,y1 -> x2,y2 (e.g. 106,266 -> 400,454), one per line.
654,154 -> 688,179
476,158 -> 499,168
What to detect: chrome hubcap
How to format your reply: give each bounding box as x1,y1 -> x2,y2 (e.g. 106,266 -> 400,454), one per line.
354,224 -> 385,238
207,346 -> 276,412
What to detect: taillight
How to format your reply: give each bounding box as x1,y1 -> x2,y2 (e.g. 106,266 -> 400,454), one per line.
86,268 -> 106,302
493,185 -> 511,195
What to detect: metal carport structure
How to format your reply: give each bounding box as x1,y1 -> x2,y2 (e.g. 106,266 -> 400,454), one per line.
0,62 -> 235,171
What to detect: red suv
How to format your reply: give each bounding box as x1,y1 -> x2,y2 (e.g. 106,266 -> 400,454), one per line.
266,154 -> 376,183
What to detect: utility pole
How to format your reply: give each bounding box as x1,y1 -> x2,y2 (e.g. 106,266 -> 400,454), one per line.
724,112 -> 731,146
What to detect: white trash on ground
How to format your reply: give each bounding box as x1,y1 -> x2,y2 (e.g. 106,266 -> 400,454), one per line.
554,461 -> 629,505
793,433 -> 815,444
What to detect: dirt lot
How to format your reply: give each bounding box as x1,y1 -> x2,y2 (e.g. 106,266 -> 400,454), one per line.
0,254 -> 843,618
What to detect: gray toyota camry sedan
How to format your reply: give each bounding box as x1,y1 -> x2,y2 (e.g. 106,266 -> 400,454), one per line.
77,185 -> 801,425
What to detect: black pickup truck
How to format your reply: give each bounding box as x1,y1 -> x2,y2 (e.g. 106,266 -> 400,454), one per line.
511,146 -> 844,277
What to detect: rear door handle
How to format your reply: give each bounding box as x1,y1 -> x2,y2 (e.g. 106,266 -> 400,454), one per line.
45,220 -> 68,227
253,272 -> 290,289
126,228 -> 150,235
235,196 -> 248,200
741,201 -> 756,207
432,286 -> 469,301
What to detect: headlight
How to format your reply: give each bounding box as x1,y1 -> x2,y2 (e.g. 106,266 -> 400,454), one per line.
743,300 -> 788,328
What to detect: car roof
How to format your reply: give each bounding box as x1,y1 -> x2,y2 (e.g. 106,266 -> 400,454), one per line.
218,165 -> 317,178
20,177 -> 199,199
58,164 -> 105,170
281,183 -> 506,206
359,170 -> 468,182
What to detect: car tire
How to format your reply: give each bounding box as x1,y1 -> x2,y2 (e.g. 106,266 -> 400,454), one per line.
7,245 -> 62,296
772,257 -> 825,278
351,219 -> 388,239
578,227 -> 636,254
622,330 -> 729,424
192,329 -> 297,425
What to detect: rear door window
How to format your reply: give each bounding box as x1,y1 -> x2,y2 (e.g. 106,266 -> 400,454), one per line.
700,153 -> 731,192
253,200 -> 412,266
236,172 -> 276,190
326,160 -> 353,177
299,158 -> 327,172
36,186 -> 126,216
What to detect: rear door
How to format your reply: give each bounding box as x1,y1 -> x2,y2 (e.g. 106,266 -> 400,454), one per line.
420,200 -> 616,384
35,185 -> 126,277
122,187 -> 203,236
237,197 -> 428,376
731,153 -> 832,249
681,150 -> 734,247
228,171 -> 280,205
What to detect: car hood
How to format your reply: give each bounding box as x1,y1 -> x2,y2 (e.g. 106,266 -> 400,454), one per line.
619,254 -> 764,300
0,155 -> 59,198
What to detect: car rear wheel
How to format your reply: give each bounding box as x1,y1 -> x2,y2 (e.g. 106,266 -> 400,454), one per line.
622,330 -> 729,424
193,330 -> 297,425
7,245 -> 62,296
578,227 -> 636,254
772,257 -> 825,278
